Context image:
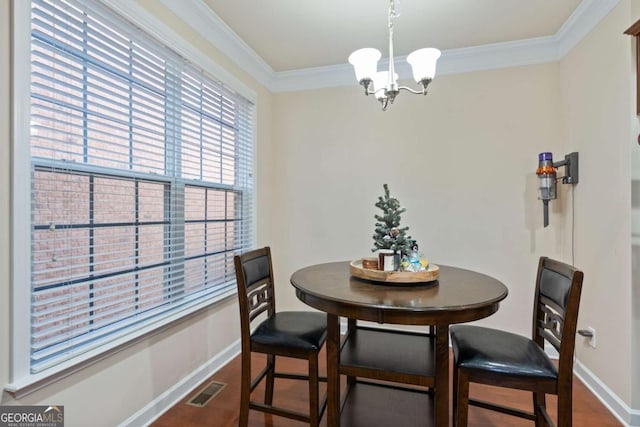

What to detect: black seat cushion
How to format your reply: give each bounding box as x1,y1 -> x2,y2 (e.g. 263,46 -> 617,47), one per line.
251,311 -> 327,351
450,325 -> 558,380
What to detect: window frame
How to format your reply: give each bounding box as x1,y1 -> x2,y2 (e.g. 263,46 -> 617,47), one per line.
9,0 -> 257,396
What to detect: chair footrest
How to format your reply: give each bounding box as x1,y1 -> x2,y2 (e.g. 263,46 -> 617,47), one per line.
274,372 -> 327,382
469,398 -> 536,420
248,392 -> 328,423
250,368 -> 327,391
249,401 -> 310,423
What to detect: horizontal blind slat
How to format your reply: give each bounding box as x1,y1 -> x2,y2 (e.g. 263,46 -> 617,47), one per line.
29,0 -> 254,373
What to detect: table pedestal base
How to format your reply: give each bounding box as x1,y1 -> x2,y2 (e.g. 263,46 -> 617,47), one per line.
340,381 -> 434,427
326,315 -> 449,427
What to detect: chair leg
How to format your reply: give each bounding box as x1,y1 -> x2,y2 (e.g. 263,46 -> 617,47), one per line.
557,389 -> 572,427
265,354 -> 275,405
533,391 -> 546,427
455,368 -> 470,427
239,350 -> 251,427
309,353 -> 320,427
452,365 -> 458,427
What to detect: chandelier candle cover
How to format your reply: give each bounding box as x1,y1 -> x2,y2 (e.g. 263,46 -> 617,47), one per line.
348,0 -> 441,110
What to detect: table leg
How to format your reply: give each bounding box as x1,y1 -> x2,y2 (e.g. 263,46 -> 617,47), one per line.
327,313 -> 340,427
346,318 -> 356,387
435,324 -> 450,427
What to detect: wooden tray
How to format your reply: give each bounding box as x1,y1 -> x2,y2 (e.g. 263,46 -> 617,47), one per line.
350,259 -> 439,284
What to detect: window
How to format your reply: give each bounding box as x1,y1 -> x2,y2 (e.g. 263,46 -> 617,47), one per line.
20,0 -> 254,375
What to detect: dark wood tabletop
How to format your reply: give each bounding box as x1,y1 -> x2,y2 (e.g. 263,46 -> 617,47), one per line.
290,261 -> 508,427
291,261 -> 508,325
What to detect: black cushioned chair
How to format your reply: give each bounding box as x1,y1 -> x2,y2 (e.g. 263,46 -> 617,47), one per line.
450,257 -> 584,427
234,247 -> 327,427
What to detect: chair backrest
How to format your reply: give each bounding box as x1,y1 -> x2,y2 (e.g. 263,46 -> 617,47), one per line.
234,247 -> 276,344
532,257 -> 584,385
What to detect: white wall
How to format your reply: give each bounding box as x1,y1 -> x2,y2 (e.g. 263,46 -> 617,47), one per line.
0,0 -> 12,419
0,1 -> 275,426
272,63 -> 567,336
559,0 -> 634,408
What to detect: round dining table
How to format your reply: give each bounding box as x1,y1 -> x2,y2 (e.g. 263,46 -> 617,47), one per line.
290,261 -> 508,427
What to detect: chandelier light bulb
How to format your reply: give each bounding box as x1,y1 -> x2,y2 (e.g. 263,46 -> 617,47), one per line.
348,48 -> 382,84
406,48 -> 441,83
372,71 -> 398,99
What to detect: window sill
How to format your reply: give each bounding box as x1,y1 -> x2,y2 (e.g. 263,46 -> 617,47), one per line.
5,288 -> 236,398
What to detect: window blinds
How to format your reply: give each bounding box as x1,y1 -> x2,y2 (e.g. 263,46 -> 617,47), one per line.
30,0 -> 254,373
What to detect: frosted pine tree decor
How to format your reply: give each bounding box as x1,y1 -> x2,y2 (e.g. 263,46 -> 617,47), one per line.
372,184 -> 416,257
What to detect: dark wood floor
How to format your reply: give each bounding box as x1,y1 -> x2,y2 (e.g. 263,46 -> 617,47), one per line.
151,348 -> 622,427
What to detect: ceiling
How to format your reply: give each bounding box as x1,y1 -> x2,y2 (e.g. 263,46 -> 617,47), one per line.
200,0 -> 583,73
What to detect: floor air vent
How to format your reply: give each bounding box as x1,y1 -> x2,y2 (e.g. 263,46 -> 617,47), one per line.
187,381 -> 226,407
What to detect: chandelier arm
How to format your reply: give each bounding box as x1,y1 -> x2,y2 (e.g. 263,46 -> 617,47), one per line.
367,87 -> 387,96
397,86 -> 428,95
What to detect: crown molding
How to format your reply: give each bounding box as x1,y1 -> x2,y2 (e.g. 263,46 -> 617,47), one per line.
271,0 -> 620,92
159,0 -> 275,89
102,0 -> 257,103
555,0 -> 620,58
269,35 -> 561,92
117,0 -> 620,93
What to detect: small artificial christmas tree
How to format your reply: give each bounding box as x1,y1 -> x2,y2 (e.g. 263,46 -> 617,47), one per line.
372,184 -> 416,256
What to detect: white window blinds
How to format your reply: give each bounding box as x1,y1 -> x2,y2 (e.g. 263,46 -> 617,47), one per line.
29,0 -> 254,373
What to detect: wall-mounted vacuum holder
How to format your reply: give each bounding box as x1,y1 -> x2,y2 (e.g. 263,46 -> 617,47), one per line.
536,152 -> 579,227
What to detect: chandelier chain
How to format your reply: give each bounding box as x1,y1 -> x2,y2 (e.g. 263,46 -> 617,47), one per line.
387,0 -> 396,94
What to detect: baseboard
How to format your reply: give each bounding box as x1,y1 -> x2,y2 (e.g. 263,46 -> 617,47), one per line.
483,340 -> 640,425
545,345 -> 639,426
120,327 -> 639,427
573,358 -> 640,427
342,327 -> 640,425
118,338 -> 241,427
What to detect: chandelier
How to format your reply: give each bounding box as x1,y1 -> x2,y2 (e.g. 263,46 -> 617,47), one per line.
348,0 -> 441,111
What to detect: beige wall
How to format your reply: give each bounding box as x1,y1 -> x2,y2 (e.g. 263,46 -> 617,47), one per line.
2,0 -> 639,425
0,1 -> 274,426
270,2 -> 638,412
630,0 -> 640,412
559,0 -> 634,406
272,63 -> 567,335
